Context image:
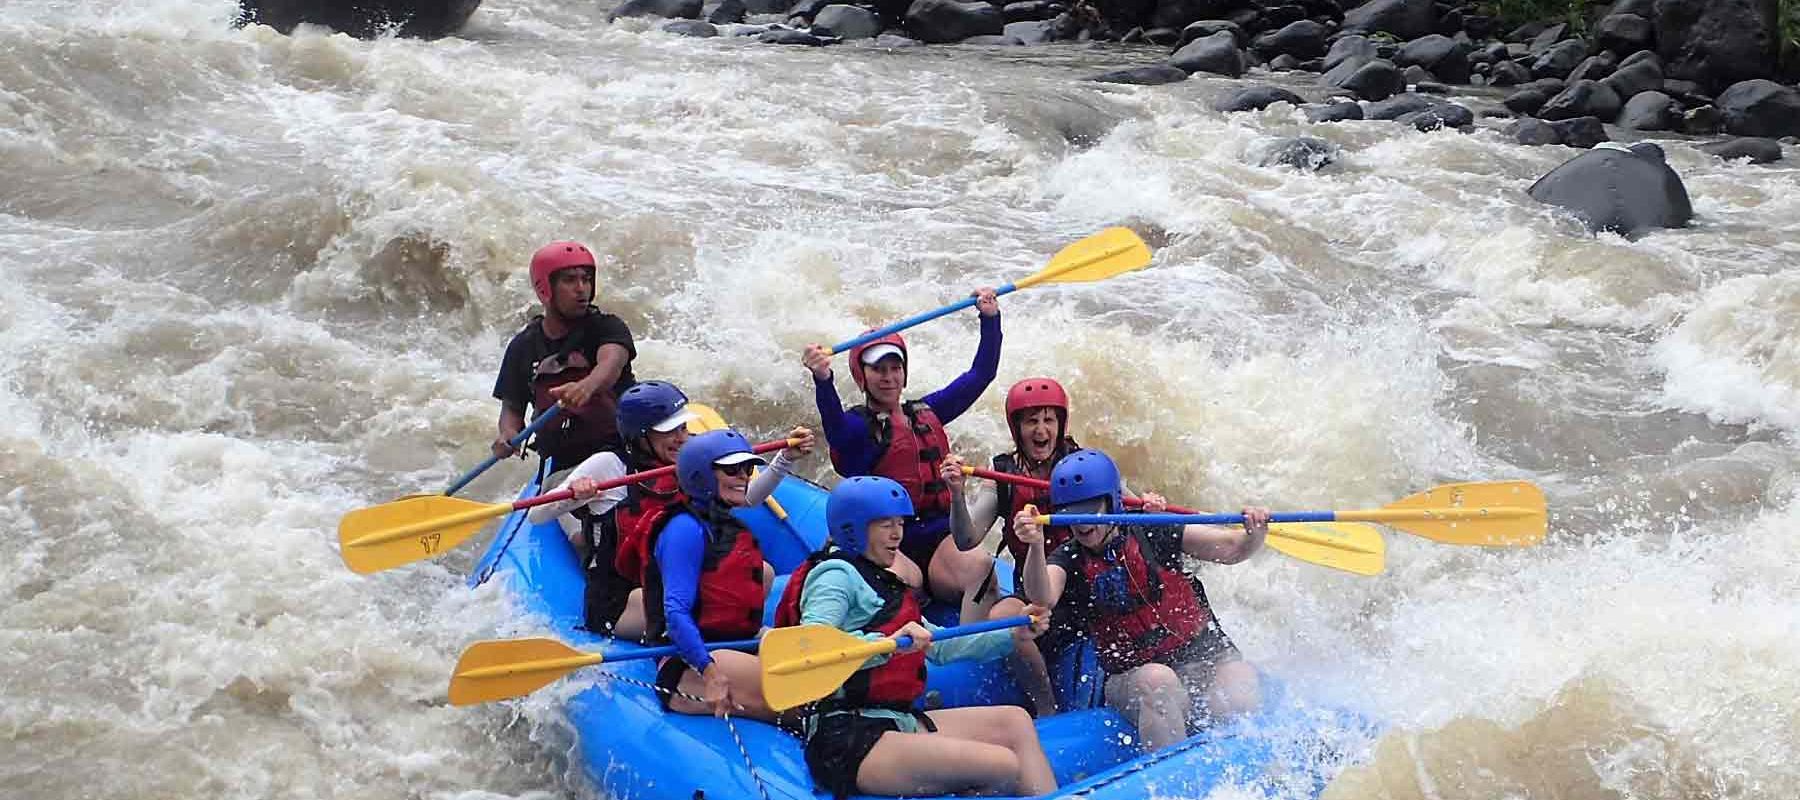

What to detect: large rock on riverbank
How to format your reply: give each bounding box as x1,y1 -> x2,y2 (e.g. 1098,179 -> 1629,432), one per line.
238,0 -> 480,37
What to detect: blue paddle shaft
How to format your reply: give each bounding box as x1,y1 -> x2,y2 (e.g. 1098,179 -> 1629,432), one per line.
830,282 -> 1018,354
606,637 -> 762,664
892,614 -> 1032,651
1047,512 -> 1338,526
444,405 -> 565,496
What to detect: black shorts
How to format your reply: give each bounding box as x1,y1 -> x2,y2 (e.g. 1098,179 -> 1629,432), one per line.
653,657 -> 691,712
582,566 -> 634,635
804,711 -> 936,800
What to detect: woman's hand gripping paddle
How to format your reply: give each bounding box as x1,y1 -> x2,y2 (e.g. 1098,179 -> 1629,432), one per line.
828,228 -> 1154,355
760,616 -> 1035,712
1041,481 -> 1547,547
338,438 -> 797,574
448,637 -> 760,706
964,466 -> 1386,576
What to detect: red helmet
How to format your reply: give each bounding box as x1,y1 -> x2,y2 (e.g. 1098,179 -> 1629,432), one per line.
529,241 -> 597,305
847,331 -> 907,389
1005,377 -> 1069,449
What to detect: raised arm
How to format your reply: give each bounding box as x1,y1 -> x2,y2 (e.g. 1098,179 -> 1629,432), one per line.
1179,506 -> 1270,565
1011,506 -> 1068,608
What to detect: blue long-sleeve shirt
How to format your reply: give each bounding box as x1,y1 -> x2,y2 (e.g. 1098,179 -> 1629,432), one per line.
652,512 -> 721,673
814,312 -> 1002,476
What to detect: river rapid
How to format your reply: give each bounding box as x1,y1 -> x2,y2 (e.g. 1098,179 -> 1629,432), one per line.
3,1 -> 1798,798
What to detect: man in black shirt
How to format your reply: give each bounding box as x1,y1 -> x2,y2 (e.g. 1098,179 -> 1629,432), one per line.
491,241 -> 637,472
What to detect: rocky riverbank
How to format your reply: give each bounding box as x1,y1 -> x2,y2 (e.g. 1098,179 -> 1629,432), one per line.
614,0 -> 1800,161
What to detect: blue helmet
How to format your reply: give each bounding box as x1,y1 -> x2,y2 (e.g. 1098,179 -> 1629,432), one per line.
1048,449 -> 1123,515
616,380 -> 693,442
827,476 -> 914,555
676,429 -> 764,508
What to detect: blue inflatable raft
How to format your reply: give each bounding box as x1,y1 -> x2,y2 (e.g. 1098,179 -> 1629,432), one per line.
470,473 -> 1369,799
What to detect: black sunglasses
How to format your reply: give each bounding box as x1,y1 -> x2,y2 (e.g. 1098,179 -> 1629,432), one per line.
713,461 -> 759,477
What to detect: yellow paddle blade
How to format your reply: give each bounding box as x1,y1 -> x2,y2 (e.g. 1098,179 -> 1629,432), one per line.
337,495 -> 510,574
448,638 -> 605,706
760,624 -> 898,712
686,402 -> 729,433
1013,227 -> 1154,290
1351,480 -> 1547,547
1266,521 -> 1386,576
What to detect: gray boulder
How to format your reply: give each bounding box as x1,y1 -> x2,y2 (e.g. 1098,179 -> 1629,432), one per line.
1654,0 -> 1781,92
1176,19 -> 1245,48
1087,64 -> 1191,84
1003,0 -> 1060,21
760,27 -> 834,42
1342,0 -> 1434,39
1365,93 -> 1439,119
1567,52 -> 1618,83
1539,80 -> 1623,122
1152,0 -> 1233,31
1528,21 -> 1568,55
812,4 -> 880,37
1503,87 -> 1552,114
1004,18 -> 1057,43
1399,103 -> 1474,130
1507,117 -> 1562,145
1618,90 -> 1678,130
1600,58 -> 1663,99
1395,34 -> 1470,84
663,18 -> 719,34
904,0 -> 1002,42
612,0 -> 702,19
1304,101 -> 1365,121
1215,85 -> 1307,112
1251,136 -> 1339,169
1334,58 -> 1406,100
1528,143 -> 1692,236
1531,39 -> 1589,79
1697,137 -> 1783,163
1324,34 -> 1378,72
237,0 -> 480,37
1488,59 -> 1530,86
1681,104 -> 1724,134
1716,79 -> 1800,138
704,0 -> 745,22
1594,12 -> 1651,55
1548,116 -> 1610,148
1171,30 -> 1247,76
1253,19 -> 1330,58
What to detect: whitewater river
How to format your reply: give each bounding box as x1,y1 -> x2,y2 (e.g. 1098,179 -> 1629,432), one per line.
3,0 -> 1797,797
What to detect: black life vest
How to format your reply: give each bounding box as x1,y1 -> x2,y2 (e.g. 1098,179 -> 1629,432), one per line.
642,507 -> 767,645
523,312 -> 627,465
828,401 -> 954,520
1075,528 -> 1211,674
775,552 -> 929,711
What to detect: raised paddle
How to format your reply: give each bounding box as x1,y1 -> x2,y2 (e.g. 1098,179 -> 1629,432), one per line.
449,636 -> 761,706
444,405 -> 565,496
1038,480 -> 1547,548
761,616 -> 1037,712
828,227 -> 1154,355
963,466 -> 1386,576
339,437 -> 799,574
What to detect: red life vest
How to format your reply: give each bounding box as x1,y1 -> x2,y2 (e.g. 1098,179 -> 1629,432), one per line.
1076,528 -> 1211,674
606,472 -> 685,587
525,314 -> 624,465
828,401 -> 954,520
775,552 -> 929,711
990,439 -> 1079,565
643,508 -> 767,642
